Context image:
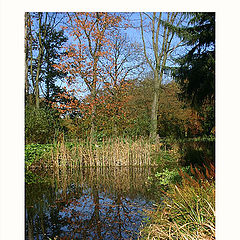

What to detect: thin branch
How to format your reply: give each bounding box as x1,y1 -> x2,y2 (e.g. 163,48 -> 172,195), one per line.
140,13 -> 154,71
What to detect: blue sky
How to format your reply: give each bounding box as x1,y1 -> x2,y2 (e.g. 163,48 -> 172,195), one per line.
28,12 -> 190,100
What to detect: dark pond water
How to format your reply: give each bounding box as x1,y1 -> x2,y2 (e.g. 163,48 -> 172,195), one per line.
26,167 -> 157,240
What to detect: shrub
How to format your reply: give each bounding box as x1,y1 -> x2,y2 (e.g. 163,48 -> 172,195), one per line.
25,106 -> 60,144
141,165 -> 215,239
25,144 -> 52,168
155,166 -> 190,186
179,139 -> 215,166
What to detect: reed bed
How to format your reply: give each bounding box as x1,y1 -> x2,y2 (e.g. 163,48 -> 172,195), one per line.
50,137 -> 156,169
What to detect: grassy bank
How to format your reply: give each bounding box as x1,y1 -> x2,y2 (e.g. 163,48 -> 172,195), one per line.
141,164 -> 215,239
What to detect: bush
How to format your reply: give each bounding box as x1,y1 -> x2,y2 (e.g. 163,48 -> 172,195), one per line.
25,144 -> 52,168
155,166 -> 190,186
25,106 -> 60,144
179,139 -> 215,166
25,144 -> 53,184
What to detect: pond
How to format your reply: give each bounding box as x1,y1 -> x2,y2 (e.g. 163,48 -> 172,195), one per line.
26,166 -> 158,240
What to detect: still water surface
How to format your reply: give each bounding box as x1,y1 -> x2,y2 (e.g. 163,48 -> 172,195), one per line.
26,167 -> 157,240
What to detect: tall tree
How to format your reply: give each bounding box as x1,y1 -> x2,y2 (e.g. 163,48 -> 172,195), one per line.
25,12 -> 30,101
140,12 -> 185,141
40,22 -> 67,103
35,12 -> 47,108
173,12 -> 215,135
25,12 -> 67,108
174,12 -> 215,108
54,12 -> 124,141
98,29 -> 144,134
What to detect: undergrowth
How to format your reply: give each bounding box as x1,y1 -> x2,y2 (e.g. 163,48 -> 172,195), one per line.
141,164 -> 215,240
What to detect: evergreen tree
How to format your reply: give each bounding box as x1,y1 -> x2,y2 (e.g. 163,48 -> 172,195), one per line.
174,12 -> 215,108
40,25 -> 67,103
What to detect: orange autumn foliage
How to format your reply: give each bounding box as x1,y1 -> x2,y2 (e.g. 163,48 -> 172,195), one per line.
53,13 -> 131,121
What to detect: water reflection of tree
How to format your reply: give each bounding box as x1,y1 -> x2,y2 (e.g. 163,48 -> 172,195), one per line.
59,189 -> 151,239
26,183 -> 63,239
25,181 -> 85,240
26,167 -> 155,239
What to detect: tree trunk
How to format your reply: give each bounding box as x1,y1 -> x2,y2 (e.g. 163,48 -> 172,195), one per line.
90,81 -> 97,144
35,13 -> 43,108
29,22 -> 34,106
24,13 -> 29,102
35,49 -> 42,109
140,12 -> 183,142
150,70 -> 160,141
89,56 -> 99,143
90,104 -> 96,143
35,13 -> 48,108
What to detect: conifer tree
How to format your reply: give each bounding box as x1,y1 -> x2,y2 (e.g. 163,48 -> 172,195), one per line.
174,12 -> 215,108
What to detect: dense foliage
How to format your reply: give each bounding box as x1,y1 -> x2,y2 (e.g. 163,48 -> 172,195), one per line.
25,105 -> 60,144
174,12 -> 215,108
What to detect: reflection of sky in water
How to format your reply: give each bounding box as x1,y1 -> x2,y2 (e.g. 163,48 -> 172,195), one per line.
26,167 -> 157,240
58,189 -> 154,239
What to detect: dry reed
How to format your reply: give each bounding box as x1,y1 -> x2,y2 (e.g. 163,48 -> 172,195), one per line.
51,137 -> 158,170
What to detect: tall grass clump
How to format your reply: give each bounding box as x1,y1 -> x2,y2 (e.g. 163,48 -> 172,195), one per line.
141,164 -> 215,240
50,136 -> 155,168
